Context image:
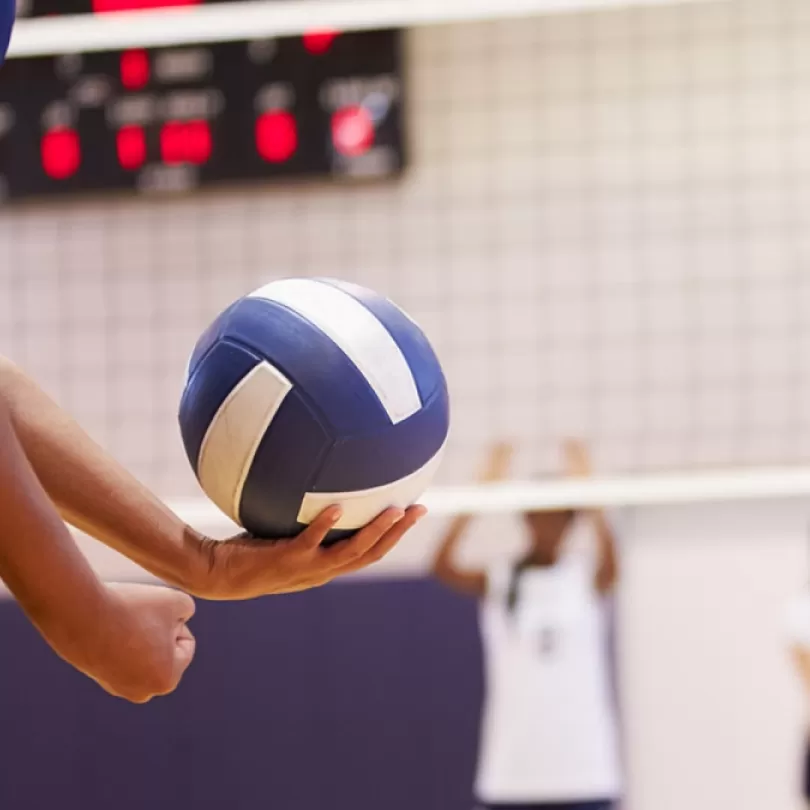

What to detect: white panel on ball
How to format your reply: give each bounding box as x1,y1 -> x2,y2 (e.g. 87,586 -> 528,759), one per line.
198,361 -> 293,522
249,279 -> 422,424
297,443 -> 446,530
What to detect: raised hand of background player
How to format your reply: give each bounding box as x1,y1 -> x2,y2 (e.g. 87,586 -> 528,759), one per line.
52,583 -> 197,704
195,505 -> 426,600
480,441 -> 514,482
562,438 -> 592,477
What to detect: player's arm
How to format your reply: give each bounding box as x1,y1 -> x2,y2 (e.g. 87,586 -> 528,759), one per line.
431,514 -> 485,597
562,439 -> 618,595
0,393 -> 195,703
0,356 -> 423,601
431,442 -> 513,599
791,644 -> 810,700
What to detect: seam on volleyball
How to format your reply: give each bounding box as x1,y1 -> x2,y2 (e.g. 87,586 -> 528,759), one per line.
221,336 -> 338,516
296,439 -> 447,528
253,282 -> 421,424
223,334 -> 337,439
182,339 -> 262,477
307,436 -> 448,499
255,296 -> 401,421
229,362 -> 293,524
315,277 -> 433,395
302,384 -> 449,504
302,278 -> 416,425
196,361 -> 291,523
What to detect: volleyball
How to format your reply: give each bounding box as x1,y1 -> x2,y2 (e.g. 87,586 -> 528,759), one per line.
0,0 -> 14,64
179,277 -> 449,542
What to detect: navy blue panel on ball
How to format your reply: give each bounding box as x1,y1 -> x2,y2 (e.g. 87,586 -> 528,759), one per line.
239,389 -> 333,539
187,302 -> 238,379
0,0 -> 13,64
313,386 -> 450,493
179,339 -> 261,475
221,297 -> 392,435
317,278 -> 446,403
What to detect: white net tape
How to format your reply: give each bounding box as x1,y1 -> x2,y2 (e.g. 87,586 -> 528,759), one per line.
7,0 -> 719,57
167,465 -> 810,536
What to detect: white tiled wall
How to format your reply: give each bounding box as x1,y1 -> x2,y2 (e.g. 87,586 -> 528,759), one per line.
3,0 -> 810,496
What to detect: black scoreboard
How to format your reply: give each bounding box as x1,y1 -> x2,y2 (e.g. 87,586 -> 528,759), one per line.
0,0 -> 405,202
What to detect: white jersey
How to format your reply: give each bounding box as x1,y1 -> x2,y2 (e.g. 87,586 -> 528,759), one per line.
475,529 -> 623,804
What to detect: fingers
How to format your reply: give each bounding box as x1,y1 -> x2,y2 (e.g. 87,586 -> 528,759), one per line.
320,507 -> 403,565
293,505 -> 343,551
322,505 -> 427,569
174,626 -> 197,670
173,591 -> 196,623
345,506 -> 427,572
163,628 -> 196,695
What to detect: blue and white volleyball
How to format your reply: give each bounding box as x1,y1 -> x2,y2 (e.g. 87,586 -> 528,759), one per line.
179,278 -> 449,541
0,0 -> 14,65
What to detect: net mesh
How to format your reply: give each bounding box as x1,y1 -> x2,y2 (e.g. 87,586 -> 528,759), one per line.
3,0 -> 810,499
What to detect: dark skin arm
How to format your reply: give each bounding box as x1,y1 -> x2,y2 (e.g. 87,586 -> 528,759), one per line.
562,439 -> 619,595
0,356 -> 424,700
431,443 -> 512,599
790,645 -> 810,701
431,514 -> 486,598
0,356 -> 424,601
0,393 -> 198,703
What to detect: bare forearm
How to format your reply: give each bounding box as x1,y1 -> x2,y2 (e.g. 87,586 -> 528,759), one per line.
432,515 -> 471,574
432,515 -> 485,597
589,508 -> 618,592
0,358 -> 205,593
792,647 -> 810,700
0,397 -> 110,656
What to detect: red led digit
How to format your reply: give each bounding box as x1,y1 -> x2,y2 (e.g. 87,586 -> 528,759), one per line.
331,105 -> 374,158
185,120 -> 212,165
161,120 -> 211,165
117,125 -> 146,170
256,111 -> 297,163
302,30 -> 338,54
41,127 -> 80,180
161,120 -> 185,164
121,49 -> 149,90
93,0 -> 198,12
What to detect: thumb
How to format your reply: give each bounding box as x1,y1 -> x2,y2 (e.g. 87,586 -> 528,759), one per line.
170,590 -> 196,624
173,623 -> 196,679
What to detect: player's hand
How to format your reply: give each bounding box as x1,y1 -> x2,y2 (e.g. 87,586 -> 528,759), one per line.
479,441 -> 514,482
562,438 -> 592,477
56,583 -> 196,704
195,505 -> 426,601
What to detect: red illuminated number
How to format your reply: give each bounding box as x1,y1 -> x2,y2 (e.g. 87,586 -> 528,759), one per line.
117,125 -> 146,170
94,0 -> 199,12
121,50 -> 150,90
256,111 -> 297,163
160,120 -> 212,165
186,120 -> 212,164
160,121 -> 185,164
41,128 -> 80,180
302,30 -> 338,54
331,106 -> 374,158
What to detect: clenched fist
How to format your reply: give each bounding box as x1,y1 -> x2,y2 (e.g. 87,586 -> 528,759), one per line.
48,582 -> 196,704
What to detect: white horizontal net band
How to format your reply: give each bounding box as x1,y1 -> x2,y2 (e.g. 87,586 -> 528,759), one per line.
7,0 -> 719,57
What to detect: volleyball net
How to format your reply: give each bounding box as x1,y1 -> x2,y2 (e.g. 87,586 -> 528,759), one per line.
6,0 -> 810,535
6,0 -> 717,57
166,465 -> 810,538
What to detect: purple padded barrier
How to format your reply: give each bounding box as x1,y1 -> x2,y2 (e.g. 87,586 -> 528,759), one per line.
0,578 -> 483,810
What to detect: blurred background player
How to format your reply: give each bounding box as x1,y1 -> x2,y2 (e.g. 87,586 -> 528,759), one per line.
786,583 -> 810,808
432,440 -> 622,810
